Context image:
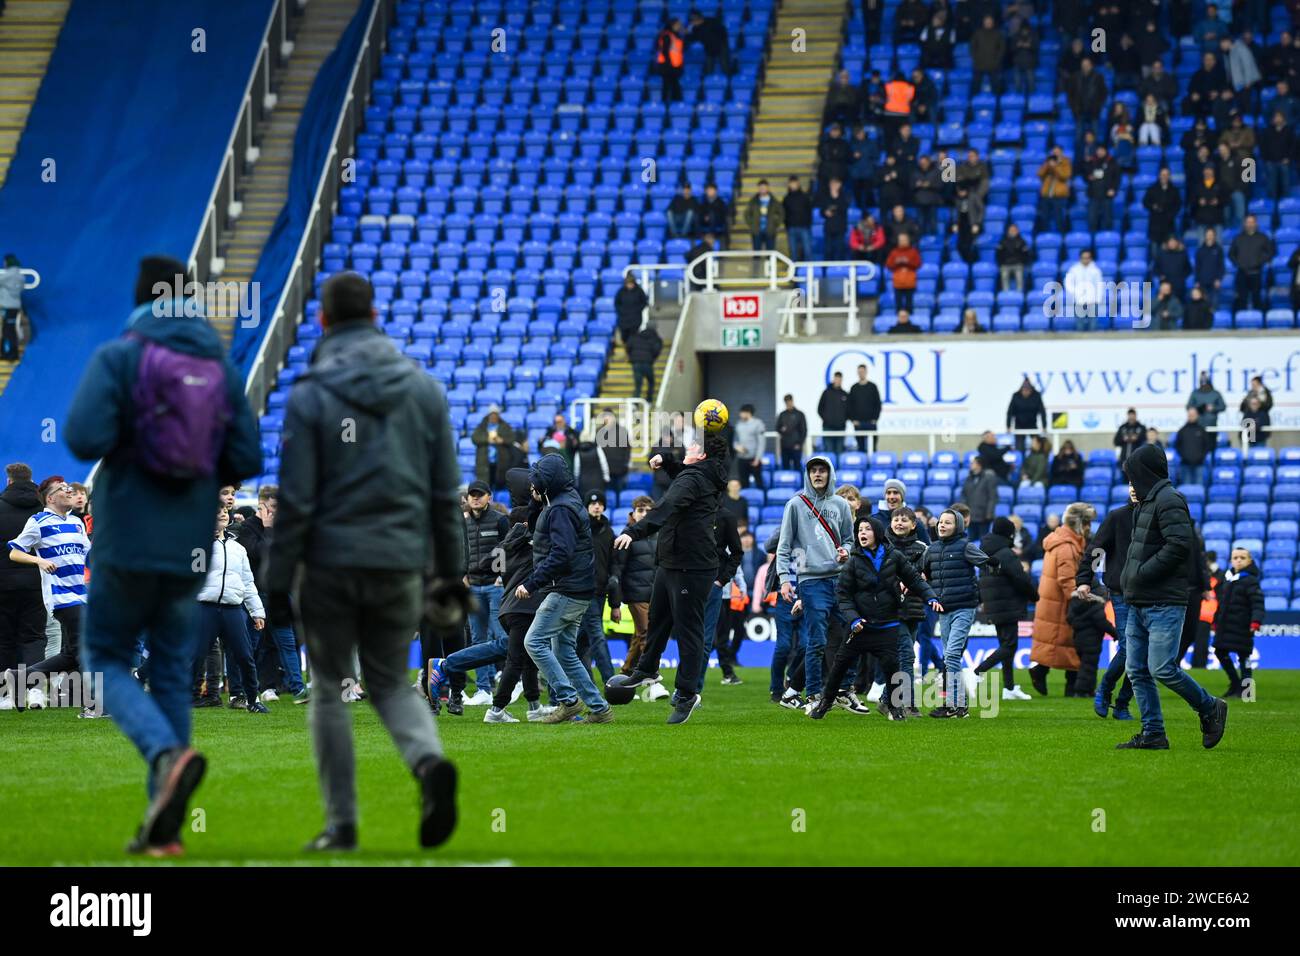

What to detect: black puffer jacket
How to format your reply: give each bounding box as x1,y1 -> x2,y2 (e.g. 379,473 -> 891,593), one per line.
589,512 -> 621,606
979,532 -> 1038,623
612,529 -> 656,603
622,453 -> 728,572
1121,444 -> 1194,607
465,507 -> 509,586
0,479 -> 41,592
1075,502 -> 1133,595
921,510 -> 989,609
887,526 -> 930,621
837,517 -> 936,627
1213,565 -> 1264,653
497,468 -> 546,618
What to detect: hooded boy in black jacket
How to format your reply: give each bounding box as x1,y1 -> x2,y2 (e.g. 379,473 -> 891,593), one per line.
577,492 -> 621,685
1214,547 -> 1264,698
1118,444 -> 1227,750
886,506 -> 930,712
810,516 -> 940,721
1067,580 -> 1118,697
975,516 -> 1038,698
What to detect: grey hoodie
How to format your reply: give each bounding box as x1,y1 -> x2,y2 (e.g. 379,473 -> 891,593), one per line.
776,455 -> 856,584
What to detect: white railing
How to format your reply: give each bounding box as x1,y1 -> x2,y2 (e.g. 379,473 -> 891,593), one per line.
779,260 -> 879,336
244,0 -> 395,415
569,397 -> 654,459
187,0 -> 293,283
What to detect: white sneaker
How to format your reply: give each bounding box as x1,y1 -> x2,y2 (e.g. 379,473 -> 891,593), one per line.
802,693 -> 823,716
509,681 -> 523,704
866,681 -> 885,703
1003,685 -> 1032,700
835,692 -> 872,715
644,681 -> 671,702
462,689 -> 492,706
0,692 -> 11,711
526,704 -> 557,722
259,689 -> 279,703
484,706 -> 519,723
343,684 -> 363,703
961,668 -> 979,698
26,686 -> 46,710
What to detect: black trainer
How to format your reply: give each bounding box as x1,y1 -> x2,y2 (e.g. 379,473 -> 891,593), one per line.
929,706 -> 956,718
416,756 -> 458,848
624,669 -> 662,688
1200,698 -> 1228,749
305,824 -> 357,851
446,691 -> 464,716
1116,732 -> 1171,750
666,693 -> 700,725
228,695 -> 247,709
1029,665 -> 1048,696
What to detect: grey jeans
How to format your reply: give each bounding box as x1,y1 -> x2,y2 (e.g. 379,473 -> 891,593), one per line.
299,567 -> 442,828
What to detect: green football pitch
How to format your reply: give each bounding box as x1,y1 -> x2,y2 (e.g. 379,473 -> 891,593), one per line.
4,668 -> 1298,867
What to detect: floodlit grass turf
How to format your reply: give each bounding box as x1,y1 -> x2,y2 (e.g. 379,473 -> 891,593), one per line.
3,668 -> 1298,866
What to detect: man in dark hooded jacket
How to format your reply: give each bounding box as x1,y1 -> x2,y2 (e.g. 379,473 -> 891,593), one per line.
0,462 -> 45,674
1117,445 -> 1227,751
516,454 -> 611,723
269,271 -> 465,851
576,492 -> 620,685
615,433 -> 730,724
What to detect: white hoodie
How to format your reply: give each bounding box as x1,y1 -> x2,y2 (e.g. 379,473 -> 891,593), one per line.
197,534 -> 265,618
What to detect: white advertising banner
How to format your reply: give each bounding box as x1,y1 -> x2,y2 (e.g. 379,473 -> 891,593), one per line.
776,337 -> 1298,434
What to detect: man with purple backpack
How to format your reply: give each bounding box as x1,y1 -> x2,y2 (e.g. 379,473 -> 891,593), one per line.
65,255 -> 262,857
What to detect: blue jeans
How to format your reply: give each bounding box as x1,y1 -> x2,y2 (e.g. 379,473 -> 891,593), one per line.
81,564 -> 203,797
1097,594 -> 1134,710
1124,604 -> 1215,737
787,226 -> 813,262
268,625 -> 305,694
445,629 -> 509,689
697,582 -> 724,691
769,599 -> 804,694
1039,196 -> 1067,233
1179,463 -> 1204,486
577,598 -> 616,684
939,607 -> 976,708
524,592 -> 607,711
468,584 -> 504,693
895,620 -> 917,708
797,577 -> 843,698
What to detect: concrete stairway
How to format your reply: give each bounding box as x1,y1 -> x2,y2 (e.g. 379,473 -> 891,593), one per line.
0,0 -> 69,396
598,316 -> 676,404
728,0 -> 844,261
206,0 -> 361,347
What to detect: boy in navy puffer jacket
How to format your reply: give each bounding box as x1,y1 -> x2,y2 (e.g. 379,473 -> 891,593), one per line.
921,509 -> 989,717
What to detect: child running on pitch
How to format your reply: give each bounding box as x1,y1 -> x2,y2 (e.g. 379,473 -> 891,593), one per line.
1214,547 -> 1264,699
809,516 -> 941,721
887,506 -> 929,714
921,508 -> 988,718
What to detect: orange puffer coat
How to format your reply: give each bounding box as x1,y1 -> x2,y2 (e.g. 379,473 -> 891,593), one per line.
1030,524 -> 1085,670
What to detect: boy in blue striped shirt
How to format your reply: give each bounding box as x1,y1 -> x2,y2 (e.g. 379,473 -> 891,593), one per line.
6,477 -> 91,708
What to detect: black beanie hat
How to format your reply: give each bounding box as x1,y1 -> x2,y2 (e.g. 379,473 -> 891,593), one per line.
991,516 -> 1016,538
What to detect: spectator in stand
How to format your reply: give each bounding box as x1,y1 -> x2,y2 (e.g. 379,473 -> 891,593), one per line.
1184,51 -> 1229,119
1137,93 -> 1169,146
473,407 -> 518,491
995,223 -> 1031,292
1139,60 -> 1178,115
654,17 -> 685,103
847,365 -> 882,446
1143,167 -> 1181,254
956,148 -> 990,202
1229,214 -> 1275,312
1114,408 -> 1147,465
1221,110 -> 1257,165
696,183 -> 729,244
1109,104 -> 1137,172
862,68 -> 886,124
952,184 -> 983,264
910,154 -> 945,236
909,66 -> 939,124
970,15 -> 1006,95
960,457 -> 999,538
595,409 -> 631,493
889,121 -> 920,170
1184,285 -> 1213,329
1057,35 -> 1086,86
1260,110 -> 1296,203
882,71 -> 916,145
1067,58 -> 1108,142
684,232 -> 717,279
783,176 -> 814,262
977,430 -> 1013,482
1214,141 -> 1248,229
1020,435 -> 1049,488
745,179 -> 784,253
920,9 -> 956,69
1187,372 -> 1226,427
1174,408 -> 1212,484
885,232 -> 921,312
1006,378 -> 1047,450
893,0 -> 929,44
817,371 -> 850,454
1272,78 -> 1299,125
1010,20 -> 1038,93
1146,426 -> 1163,450
1048,440 -> 1086,490
1153,281 -> 1185,330
1287,245 -> 1300,311
732,405 -> 766,490
817,122 -> 852,189
1241,375 -> 1273,417
884,204 -> 920,248
627,323 -> 662,402
820,177 -> 849,260
1241,394 -> 1270,446
1083,144 -> 1120,233
1136,18 -> 1168,77
1195,226 -> 1226,310
876,154 -> 905,212
548,413 -> 579,469
686,7 -> 733,76
886,309 -> 920,334
573,438 -> 612,500
720,479 -> 748,526
958,308 -> 987,334
1037,145 -> 1072,234
849,216 -> 876,260
776,394 -> 807,471
848,126 -> 877,211
1064,248 -> 1104,332
614,274 -> 647,350
0,254 -> 22,361
1223,34 -> 1263,108
823,70 -> 861,126
1155,235 -> 1192,301
666,182 -> 698,238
